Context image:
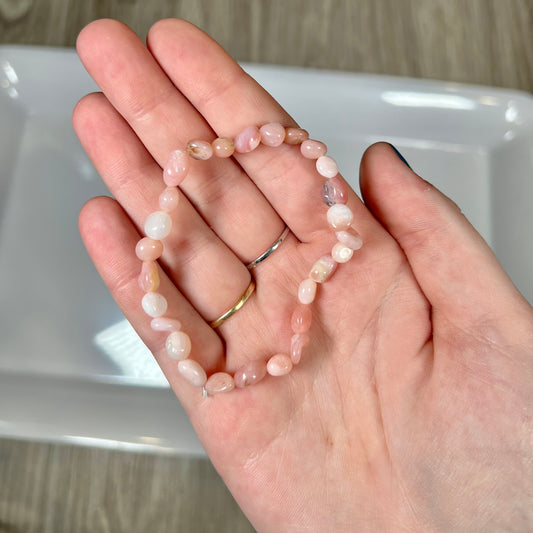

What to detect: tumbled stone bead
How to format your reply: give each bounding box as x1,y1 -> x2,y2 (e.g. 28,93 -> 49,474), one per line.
291,333 -> 310,365
332,242 -> 354,263
267,354 -> 293,376
135,237 -> 163,261
309,255 -> 337,283
298,278 -> 317,304
138,261 -> 160,292
159,186 -> 180,212
336,228 -> 363,250
322,177 -> 348,206
284,127 -> 309,145
212,137 -> 235,158
259,122 -> 286,147
165,331 -> 192,360
316,155 -> 339,178
178,359 -> 207,387
301,139 -> 327,159
141,292 -> 167,318
327,204 -> 353,231
163,149 -> 190,186
150,317 -> 182,332
234,360 -> 267,388
187,140 -> 213,160
205,372 -> 235,395
234,125 -> 261,153
144,211 -> 172,240
291,304 -> 312,334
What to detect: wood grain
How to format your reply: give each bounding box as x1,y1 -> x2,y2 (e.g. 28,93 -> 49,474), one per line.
1,0 -> 532,531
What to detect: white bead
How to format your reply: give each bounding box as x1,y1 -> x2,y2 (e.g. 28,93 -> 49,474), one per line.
298,278 -> 317,304
141,292 -> 168,317
144,211 -> 172,240
165,331 -> 191,360
332,242 -> 354,263
316,155 -> 338,178
327,204 -> 353,231
178,359 -> 207,387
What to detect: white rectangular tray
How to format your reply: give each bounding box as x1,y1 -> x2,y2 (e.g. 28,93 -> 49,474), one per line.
1,46 -> 532,455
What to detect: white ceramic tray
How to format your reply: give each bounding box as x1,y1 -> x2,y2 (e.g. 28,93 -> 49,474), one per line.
1,46 -> 532,455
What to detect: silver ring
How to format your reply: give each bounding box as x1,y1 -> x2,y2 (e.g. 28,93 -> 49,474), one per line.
247,226 -> 290,269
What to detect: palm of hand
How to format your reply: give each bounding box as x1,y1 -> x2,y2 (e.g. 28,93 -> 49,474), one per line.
75,19 -> 533,533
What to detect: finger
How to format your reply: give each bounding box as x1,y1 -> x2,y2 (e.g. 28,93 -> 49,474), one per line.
76,19 -> 285,265
78,196 -> 223,408
359,142 -> 531,327
73,91 -> 251,324
146,18 -> 377,243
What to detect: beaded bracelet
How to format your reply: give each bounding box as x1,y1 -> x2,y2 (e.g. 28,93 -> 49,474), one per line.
135,123 -> 363,396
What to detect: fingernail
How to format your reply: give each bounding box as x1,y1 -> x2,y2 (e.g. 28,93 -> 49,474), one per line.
388,143 -> 411,170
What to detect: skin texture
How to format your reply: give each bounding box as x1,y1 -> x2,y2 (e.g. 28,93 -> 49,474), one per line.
74,19 -> 533,533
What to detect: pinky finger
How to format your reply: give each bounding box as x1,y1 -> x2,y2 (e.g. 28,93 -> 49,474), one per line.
79,196 -> 224,409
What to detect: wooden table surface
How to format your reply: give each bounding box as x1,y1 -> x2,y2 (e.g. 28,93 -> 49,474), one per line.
1,1 -> 532,532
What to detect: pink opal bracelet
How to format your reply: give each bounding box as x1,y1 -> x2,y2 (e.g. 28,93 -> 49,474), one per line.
135,124 -> 363,396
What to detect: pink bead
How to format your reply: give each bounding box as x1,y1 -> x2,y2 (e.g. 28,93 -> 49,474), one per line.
309,255 -> 337,283
234,126 -> 261,153
298,278 -> 317,304
327,204 -> 354,231
135,238 -> 163,261
336,228 -> 363,250
301,139 -> 327,159
259,123 -> 286,147
267,354 -> 293,376
205,372 -> 235,395
178,359 -> 207,387
158,187 -> 180,212
291,304 -> 312,334
150,317 -> 182,332
234,360 -> 267,388
187,140 -> 213,160
138,261 -> 160,292
322,177 -> 348,206
316,155 -> 338,178
165,331 -> 192,361
285,127 -> 309,145
212,137 -> 235,158
291,333 -> 310,365
163,149 -> 190,186
332,242 -> 354,263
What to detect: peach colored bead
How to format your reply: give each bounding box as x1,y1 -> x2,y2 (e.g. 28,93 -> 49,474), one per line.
159,186 -> 180,212
135,237 -> 163,261
322,176 -> 348,206
316,155 -> 338,178
291,333 -> 310,365
187,140 -> 213,160
165,331 -> 192,361
284,127 -> 309,145
301,139 -> 327,159
336,228 -> 363,250
259,122 -> 286,147
267,354 -> 293,376
150,317 -> 182,332
141,292 -> 167,318
212,137 -> 235,158
178,359 -> 207,387
234,360 -> 267,388
163,149 -> 190,186
332,242 -> 354,263
327,204 -> 354,231
291,304 -> 312,334
309,255 -> 337,283
298,278 -> 317,304
205,372 -> 235,395
234,125 -> 261,153
138,261 -> 160,292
